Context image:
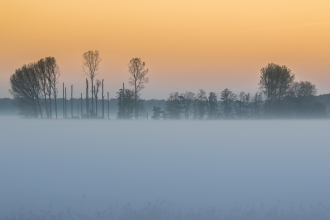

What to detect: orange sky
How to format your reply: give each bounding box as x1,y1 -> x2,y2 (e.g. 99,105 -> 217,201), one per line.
1,0 -> 330,99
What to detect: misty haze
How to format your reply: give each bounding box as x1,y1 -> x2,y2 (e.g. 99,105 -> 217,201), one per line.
1,118 -> 330,219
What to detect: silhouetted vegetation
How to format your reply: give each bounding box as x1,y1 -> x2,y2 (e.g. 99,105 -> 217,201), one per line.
128,57 -> 149,119
7,56 -> 328,119
9,57 -> 60,118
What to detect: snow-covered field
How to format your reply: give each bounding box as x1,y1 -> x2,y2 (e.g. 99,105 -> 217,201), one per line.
1,117 -> 330,219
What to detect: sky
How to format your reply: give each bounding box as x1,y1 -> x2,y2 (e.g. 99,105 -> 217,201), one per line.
1,0 -> 330,99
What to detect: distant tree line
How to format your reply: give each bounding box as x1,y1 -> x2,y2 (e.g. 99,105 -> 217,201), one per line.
152,63 -> 326,119
8,54 -> 327,119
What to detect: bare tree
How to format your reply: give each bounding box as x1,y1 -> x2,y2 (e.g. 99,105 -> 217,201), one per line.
82,50 -> 101,113
128,58 -> 149,119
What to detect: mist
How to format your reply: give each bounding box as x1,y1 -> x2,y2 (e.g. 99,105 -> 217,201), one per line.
1,117 -> 330,219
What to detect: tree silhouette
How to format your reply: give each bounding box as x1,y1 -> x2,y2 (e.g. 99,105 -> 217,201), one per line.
9,63 -> 43,117
128,58 -> 149,119
220,88 -> 237,118
208,92 -> 218,119
259,63 -> 295,114
82,50 -> 101,113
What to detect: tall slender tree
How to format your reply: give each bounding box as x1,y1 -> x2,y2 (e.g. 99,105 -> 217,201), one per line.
82,50 -> 101,113
128,58 -> 149,119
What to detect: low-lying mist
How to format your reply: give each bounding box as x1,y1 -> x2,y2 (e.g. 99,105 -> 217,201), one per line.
1,117 -> 330,219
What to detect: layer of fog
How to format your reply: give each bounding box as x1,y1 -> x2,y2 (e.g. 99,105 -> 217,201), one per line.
1,117 -> 330,219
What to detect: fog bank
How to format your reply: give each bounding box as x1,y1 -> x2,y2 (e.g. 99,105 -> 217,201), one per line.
1,118 -> 329,219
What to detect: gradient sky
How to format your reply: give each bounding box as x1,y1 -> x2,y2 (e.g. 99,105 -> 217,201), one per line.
1,0 -> 330,99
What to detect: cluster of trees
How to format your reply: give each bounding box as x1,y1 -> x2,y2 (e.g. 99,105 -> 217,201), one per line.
116,58 -> 149,119
9,51 -> 150,119
259,63 -> 325,118
151,89 -> 263,120
152,63 -> 326,120
9,57 -> 61,118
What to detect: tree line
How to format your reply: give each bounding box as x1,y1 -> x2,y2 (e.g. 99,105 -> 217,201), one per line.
9,51 -> 150,119
152,63 -> 326,119
8,52 -> 327,119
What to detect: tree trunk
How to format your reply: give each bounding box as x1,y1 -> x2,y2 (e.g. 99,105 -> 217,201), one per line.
107,92 -> 109,119
102,79 -> 104,119
86,79 -> 89,118
71,85 -> 73,118
49,94 -> 52,118
54,92 -> 58,119
135,83 -> 138,119
123,83 -> 125,118
91,79 -> 94,112
36,96 -> 43,118
81,93 -> 83,119
63,83 -> 65,119
94,85 -> 97,117
65,87 -> 67,118
32,99 -> 38,118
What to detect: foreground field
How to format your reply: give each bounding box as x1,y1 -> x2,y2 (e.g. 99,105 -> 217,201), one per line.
1,118 -> 330,219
